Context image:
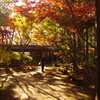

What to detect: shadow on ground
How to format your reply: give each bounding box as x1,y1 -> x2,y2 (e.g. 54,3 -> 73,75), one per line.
0,68 -> 95,100
0,84 -> 19,100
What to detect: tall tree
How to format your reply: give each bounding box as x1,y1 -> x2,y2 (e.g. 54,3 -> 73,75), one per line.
95,0 -> 100,99
0,0 -> 15,47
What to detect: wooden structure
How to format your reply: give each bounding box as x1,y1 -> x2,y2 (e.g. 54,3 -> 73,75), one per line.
0,45 -> 53,52
0,45 -> 55,64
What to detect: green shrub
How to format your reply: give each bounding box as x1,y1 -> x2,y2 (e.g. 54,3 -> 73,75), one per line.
10,52 -> 21,60
0,48 -> 11,65
22,55 -> 33,65
10,52 -> 33,66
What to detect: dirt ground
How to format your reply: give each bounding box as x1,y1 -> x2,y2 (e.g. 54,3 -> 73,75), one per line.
0,66 -> 95,100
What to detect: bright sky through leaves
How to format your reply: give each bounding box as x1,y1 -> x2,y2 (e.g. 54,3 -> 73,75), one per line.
16,0 -> 40,6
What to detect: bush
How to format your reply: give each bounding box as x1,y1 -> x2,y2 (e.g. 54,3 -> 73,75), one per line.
10,52 -> 21,60
0,48 -> 11,66
22,55 -> 33,65
10,52 -> 33,66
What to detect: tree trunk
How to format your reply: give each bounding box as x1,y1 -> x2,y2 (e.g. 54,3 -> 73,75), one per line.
95,0 -> 100,100
73,32 -> 78,72
85,28 -> 91,78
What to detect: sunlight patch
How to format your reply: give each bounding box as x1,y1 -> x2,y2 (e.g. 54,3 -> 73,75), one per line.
13,86 -> 28,100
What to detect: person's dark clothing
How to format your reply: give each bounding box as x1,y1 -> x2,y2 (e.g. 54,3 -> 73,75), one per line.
41,56 -> 45,72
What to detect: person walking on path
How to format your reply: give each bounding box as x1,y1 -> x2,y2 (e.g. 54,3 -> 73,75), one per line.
41,55 -> 46,72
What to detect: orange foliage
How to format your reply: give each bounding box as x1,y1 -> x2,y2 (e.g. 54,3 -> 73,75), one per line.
54,52 -> 65,58
13,0 -> 95,33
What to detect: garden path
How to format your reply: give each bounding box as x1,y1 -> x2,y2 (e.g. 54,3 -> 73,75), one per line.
0,66 -> 93,100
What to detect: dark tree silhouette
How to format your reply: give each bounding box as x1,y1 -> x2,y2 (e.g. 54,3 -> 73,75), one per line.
95,0 -> 100,100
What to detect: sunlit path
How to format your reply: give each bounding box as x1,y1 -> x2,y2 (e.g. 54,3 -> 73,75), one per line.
0,67 -> 92,100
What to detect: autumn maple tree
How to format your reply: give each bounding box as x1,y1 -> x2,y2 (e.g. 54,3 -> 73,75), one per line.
0,0 -> 97,99
14,0 -> 95,67
0,0 -> 16,45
